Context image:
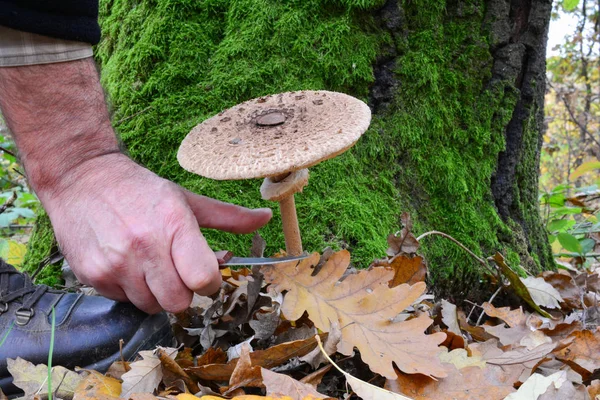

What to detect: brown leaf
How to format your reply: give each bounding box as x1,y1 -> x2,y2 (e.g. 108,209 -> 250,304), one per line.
441,300 -> 461,336
262,250 -> 447,379
482,303 -> 527,328
387,254 -> 427,287
250,232 -> 266,257
457,311 -> 495,342
542,271 -> 583,310
554,329 -> 600,373
300,323 -> 341,369
187,336 -> 322,381
105,361 -> 130,380
439,330 -> 465,350
197,347 -> 228,366
387,364 -> 516,399
587,379 -> 600,398
493,253 -> 552,318
300,365 -> 332,388
227,343 -> 263,393
261,368 -> 331,400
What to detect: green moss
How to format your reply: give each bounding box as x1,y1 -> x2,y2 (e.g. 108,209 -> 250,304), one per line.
26,0 -> 551,298
22,211 -> 62,286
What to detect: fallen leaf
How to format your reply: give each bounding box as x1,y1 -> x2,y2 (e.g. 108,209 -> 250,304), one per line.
300,365 -> 332,388
521,276 -> 563,309
441,300 -> 461,336
482,303 -> 527,328
197,348 -> 228,366
300,323 -> 342,369
504,371 -> 567,400
7,357 -> 83,398
315,335 -> 411,400
387,364 -> 516,399
188,336 -> 322,381
73,370 -> 121,400
120,347 -> 178,397
554,329 -> 600,373
587,379 -> 600,398
538,380 -> 589,400
386,213 -> 419,256
541,272 -> 583,310
387,255 -> 427,287
262,368 -> 331,400
227,343 -> 263,392
262,250 -> 447,379
493,253 -> 552,318
439,348 -> 486,369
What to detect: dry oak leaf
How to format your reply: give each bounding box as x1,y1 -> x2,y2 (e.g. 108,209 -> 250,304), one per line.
482,303 -> 527,328
226,343 -> 263,393
261,250 -> 447,379
541,271 -> 583,310
7,357 -> 83,399
120,347 -> 178,397
387,364 -> 516,400
387,254 -> 427,287
187,335 -> 322,381
440,300 -> 461,336
73,370 -> 122,400
553,329 -> 600,373
520,276 -> 563,309
262,368 -> 331,400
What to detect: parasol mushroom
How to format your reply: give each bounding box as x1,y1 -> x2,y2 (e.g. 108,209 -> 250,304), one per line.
177,90 -> 371,256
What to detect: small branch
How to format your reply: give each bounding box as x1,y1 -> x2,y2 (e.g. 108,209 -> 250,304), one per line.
548,80 -> 600,150
416,230 -> 496,275
476,285 -> 503,326
0,191 -> 17,215
0,146 -> 16,158
115,106 -> 153,125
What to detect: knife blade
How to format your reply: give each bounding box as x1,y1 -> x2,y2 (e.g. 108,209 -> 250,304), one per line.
215,250 -> 308,267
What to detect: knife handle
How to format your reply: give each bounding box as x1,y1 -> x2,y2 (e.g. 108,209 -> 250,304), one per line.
215,250 -> 234,268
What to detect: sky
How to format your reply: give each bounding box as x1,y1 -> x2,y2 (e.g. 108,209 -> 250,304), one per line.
547,12 -> 579,57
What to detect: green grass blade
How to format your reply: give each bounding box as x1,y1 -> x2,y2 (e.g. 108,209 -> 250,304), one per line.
0,321 -> 14,348
48,307 -> 56,400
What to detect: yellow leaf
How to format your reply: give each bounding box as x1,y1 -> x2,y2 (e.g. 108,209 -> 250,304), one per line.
73,370 -> 121,399
0,239 -> 27,267
571,160 -> 600,180
261,250 -> 447,379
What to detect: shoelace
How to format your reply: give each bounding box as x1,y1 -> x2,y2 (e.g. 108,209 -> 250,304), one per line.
0,259 -> 49,325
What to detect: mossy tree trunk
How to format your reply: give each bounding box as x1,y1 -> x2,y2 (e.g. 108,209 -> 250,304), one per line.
25,0 -> 554,301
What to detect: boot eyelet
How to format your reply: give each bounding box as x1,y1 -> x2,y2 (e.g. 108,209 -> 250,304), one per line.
15,307 -> 34,326
0,302 -> 7,314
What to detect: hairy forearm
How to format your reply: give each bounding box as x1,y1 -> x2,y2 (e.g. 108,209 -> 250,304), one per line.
0,58 -> 121,199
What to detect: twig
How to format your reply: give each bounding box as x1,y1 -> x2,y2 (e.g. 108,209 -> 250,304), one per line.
115,106 -> 153,125
0,146 -> 16,158
476,285 -> 503,326
464,300 -> 482,323
0,191 -> 17,215
548,80 -> 600,149
416,230 -> 496,275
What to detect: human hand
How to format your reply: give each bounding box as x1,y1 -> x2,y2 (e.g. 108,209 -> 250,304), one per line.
41,153 -> 272,314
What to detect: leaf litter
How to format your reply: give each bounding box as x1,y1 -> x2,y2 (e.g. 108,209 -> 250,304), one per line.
6,214 -> 600,400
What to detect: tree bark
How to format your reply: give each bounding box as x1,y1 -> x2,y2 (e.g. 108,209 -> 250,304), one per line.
24,0 -> 555,301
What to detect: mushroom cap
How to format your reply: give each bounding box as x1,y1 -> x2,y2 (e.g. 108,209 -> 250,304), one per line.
177,90 -> 371,180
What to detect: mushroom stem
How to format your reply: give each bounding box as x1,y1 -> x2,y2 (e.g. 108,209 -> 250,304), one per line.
279,195 -> 303,256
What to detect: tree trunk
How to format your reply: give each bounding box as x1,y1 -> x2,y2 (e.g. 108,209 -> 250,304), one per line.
25,0 -> 555,301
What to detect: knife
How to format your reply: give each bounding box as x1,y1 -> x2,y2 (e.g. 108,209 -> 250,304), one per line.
215,250 -> 308,267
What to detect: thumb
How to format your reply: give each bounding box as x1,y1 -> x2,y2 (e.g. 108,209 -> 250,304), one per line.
183,190 -> 272,234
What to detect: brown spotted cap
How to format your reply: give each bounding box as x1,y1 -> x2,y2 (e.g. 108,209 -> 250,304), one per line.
177,90 -> 371,180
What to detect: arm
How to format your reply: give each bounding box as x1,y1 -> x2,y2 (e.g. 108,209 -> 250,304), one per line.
0,57 -> 271,313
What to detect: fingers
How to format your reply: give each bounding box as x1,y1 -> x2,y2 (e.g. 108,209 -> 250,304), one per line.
170,214 -> 222,297
183,190 -> 272,234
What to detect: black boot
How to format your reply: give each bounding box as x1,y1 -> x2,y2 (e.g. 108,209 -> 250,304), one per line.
0,259 -> 174,395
